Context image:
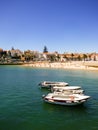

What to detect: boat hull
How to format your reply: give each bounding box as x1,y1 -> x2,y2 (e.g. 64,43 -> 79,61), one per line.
44,98 -> 86,106
42,93 -> 90,106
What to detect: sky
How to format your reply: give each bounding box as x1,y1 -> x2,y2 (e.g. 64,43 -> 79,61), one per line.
0,0 -> 98,53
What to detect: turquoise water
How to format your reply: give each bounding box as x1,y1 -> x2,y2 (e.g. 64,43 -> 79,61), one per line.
0,65 -> 98,130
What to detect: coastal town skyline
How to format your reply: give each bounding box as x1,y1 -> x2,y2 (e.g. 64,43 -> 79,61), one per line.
0,46 -> 98,54
0,0 -> 98,53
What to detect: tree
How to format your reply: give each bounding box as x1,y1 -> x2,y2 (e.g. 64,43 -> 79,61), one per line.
43,46 -> 48,53
11,47 -> 14,50
77,55 -> 81,61
63,54 -> 68,61
47,54 -> 56,62
71,53 -> 74,61
83,54 -> 87,61
88,54 -> 92,61
0,48 -> 3,58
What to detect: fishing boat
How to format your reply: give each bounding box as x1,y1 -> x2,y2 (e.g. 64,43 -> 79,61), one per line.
42,92 -> 90,106
39,81 -> 69,88
51,86 -> 84,94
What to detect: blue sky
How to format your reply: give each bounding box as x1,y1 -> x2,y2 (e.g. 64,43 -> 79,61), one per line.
0,0 -> 98,53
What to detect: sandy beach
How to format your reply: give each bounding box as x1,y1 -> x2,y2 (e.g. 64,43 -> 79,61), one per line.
23,61 -> 98,71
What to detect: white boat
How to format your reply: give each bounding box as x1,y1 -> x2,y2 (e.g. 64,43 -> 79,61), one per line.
51,86 -> 84,94
42,92 -> 90,106
39,81 -> 69,88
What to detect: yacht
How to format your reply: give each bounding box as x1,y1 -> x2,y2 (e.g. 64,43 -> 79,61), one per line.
42,92 -> 90,106
39,81 -> 69,88
51,86 -> 84,94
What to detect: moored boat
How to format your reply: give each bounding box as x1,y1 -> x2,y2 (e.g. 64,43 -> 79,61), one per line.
42,92 -> 90,106
39,81 -> 69,88
51,86 -> 84,94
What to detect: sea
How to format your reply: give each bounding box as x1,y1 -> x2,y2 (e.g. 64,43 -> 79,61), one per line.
0,65 -> 98,130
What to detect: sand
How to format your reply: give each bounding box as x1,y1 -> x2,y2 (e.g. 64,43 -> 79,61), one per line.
23,61 -> 98,71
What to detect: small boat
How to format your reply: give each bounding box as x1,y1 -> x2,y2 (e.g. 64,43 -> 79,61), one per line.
42,92 -> 90,106
51,86 -> 84,94
39,81 -> 69,88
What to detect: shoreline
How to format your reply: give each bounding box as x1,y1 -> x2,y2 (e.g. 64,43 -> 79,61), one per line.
0,61 -> 98,71
22,61 -> 98,71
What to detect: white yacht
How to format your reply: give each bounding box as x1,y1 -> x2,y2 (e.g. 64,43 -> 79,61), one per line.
39,81 -> 69,88
42,92 -> 90,106
51,86 -> 84,94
